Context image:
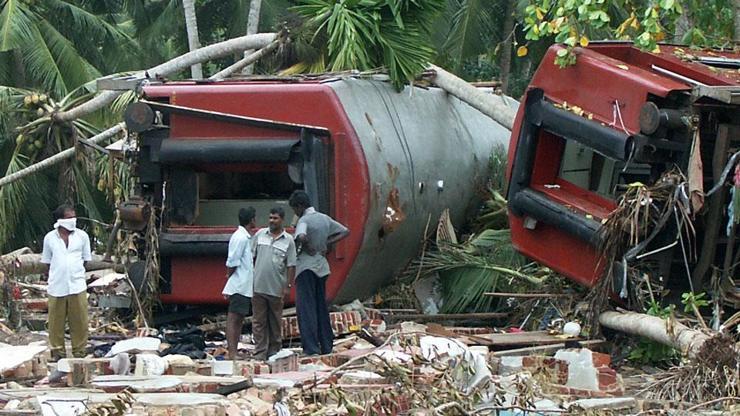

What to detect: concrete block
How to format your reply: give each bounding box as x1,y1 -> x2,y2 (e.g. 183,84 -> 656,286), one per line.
568,397 -> 637,411
268,352 -> 298,374
234,361 -> 271,377
338,370 -> 387,385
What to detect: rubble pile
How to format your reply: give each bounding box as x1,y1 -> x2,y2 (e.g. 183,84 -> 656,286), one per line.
1,258 -> 738,415
5,285 -> 729,416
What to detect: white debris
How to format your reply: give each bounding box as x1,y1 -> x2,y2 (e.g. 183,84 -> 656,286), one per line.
106,336 -> 161,357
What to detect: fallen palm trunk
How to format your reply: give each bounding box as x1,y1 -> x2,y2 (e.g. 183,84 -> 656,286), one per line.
52,33 -> 277,123
209,39 -> 280,80
0,123 -> 125,189
426,64 -> 516,130
1,253 -> 123,276
599,310 -> 712,360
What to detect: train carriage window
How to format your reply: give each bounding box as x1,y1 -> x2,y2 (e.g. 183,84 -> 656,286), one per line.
557,139 -> 652,199
558,140 -> 618,198
195,165 -> 302,226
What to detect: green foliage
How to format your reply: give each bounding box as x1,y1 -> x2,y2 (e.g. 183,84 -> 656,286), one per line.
0,86 -> 122,252
520,0 -> 696,67
627,299 -> 679,365
677,0 -> 735,47
289,0 -> 446,89
0,0 -> 138,96
681,291 -> 709,313
435,229 -> 541,313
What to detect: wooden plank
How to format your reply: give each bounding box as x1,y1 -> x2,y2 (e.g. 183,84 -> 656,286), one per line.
424,323 -> 493,346
383,312 -> 508,322
474,330 -> 580,347
491,339 -> 607,357
483,292 -> 573,298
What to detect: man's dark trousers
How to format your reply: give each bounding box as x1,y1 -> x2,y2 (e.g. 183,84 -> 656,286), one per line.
296,270 -> 333,355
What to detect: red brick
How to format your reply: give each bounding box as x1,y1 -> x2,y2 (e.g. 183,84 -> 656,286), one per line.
167,363 -> 196,375
235,361 -> 271,377
20,298 -> 48,312
591,352 -> 611,368
597,368 -> 618,388
522,356 -> 569,385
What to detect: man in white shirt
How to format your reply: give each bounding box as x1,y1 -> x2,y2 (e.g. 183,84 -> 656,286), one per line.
40,204 -> 92,360
223,207 -> 256,360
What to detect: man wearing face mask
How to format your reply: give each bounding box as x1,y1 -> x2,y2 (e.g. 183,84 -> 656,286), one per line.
250,207 -> 296,361
40,204 -> 92,361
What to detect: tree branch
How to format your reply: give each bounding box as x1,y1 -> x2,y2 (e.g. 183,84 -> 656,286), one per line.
52,33 -> 277,123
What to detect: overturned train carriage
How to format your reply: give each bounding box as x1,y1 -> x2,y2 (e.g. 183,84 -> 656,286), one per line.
122,78 -> 515,305
507,42 -> 740,294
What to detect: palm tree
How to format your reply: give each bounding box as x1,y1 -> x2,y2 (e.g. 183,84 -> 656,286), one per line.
0,0 -> 138,97
242,0 -> 263,75
284,0 -> 446,90
182,0 -> 204,78
435,0 -> 505,74
0,0 -> 143,252
734,0 -> 740,41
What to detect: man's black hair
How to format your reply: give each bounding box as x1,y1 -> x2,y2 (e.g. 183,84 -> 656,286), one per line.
288,190 -> 311,209
238,207 -> 256,226
270,206 -> 286,219
53,204 -> 75,221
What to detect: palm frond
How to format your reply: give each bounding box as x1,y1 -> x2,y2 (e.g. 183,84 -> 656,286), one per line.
138,0 -> 182,48
45,0 -> 134,45
20,26 -> 70,96
38,19 -> 101,91
426,229 -> 543,313
378,20 -> 437,88
0,0 -> 35,52
440,0 -> 501,70
292,0 -> 445,89
0,51 -> 13,85
0,150 -> 52,251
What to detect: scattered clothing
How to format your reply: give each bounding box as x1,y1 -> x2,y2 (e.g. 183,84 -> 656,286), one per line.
161,326 -> 207,359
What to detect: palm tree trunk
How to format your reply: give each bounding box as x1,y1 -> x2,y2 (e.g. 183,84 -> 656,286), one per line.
499,1 -> 515,95
599,311 -> 712,360
673,2 -> 691,44
52,33 -> 277,123
210,39 -> 279,80
428,64 -> 516,130
241,0 -> 263,75
182,0 -> 203,79
0,123 -> 125,189
735,0 -> 740,42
